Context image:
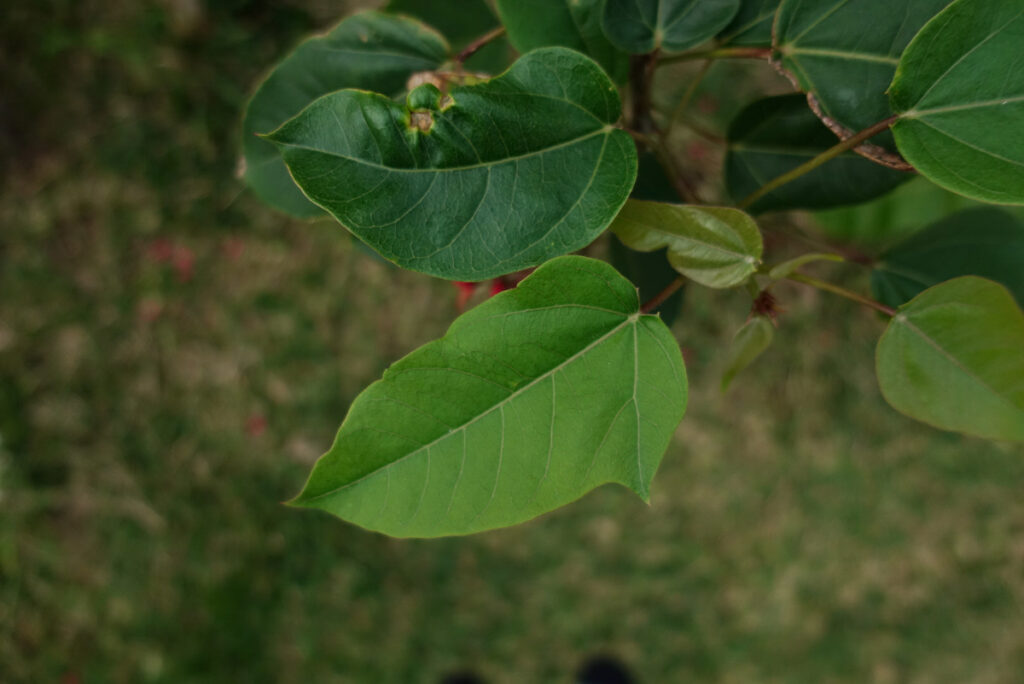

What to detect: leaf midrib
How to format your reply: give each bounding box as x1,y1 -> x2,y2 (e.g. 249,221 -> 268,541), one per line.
904,94 -> 1024,118
897,314 -> 1024,419
305,46 -> 443,63
784,46 -> 900,65
623,221 -> 756,262
301,312 -> 643,503
277,127 -> 612,174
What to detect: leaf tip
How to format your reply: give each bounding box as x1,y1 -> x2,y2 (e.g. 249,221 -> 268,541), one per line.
283,487 -> 317,509
626,479 -> 653,505
254,130 -> 278,144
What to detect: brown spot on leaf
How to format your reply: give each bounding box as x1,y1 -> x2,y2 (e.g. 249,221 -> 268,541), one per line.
410,111 -> 433,133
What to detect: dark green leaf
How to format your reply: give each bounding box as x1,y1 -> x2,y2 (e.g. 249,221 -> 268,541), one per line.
386,0 -> 510,73
876,277 -> 1024,442
291,256 -> 688,537
872,208 -> 1024,309
242,11 -> 449,218
494,0 -> 628,82
610,200 -> 762,288
718,0 -> 780,47
889,0 -> 1024,204
602,0 -> 741,53
774,0 -> 949,154
815,177 -> 981,246
267,48 -> 638,281
721,316 -> 774,390
725,95 -> 910,213
631,150 -> 683,204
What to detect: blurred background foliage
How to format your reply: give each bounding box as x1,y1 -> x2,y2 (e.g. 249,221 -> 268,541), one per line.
2,0 -> 1024,682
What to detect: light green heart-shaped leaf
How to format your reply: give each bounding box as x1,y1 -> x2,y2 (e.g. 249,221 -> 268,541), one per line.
889,0 -> 1024,204
602,0 -> 741,54
242,11 -> 449,218
266,47 -> 638,281
774,0 -> 950,155
725,95 -> 911,212
872,208 -> 1024,309
610,200 -> 762,288
609,152 -> 690,324
721,315 -> 775,390
876,276 -> 1024,442
290,256 -> 688,538
718,0 -> 780,47
494,0 -> 628,82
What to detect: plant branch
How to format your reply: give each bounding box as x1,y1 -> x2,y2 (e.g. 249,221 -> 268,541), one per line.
642,275 -> 687,314
627,51 -> 702,204
738,115 -> 900,210
787,273 -> 896,316
629,53 -> 660,134
659,46 -> 771,66
455,27 -> 506,65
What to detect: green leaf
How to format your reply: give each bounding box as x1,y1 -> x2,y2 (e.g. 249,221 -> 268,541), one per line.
242,11 -> 449,218
610,200 -> 762,288
609,236 -> 684,325
718,0 -> 780,47
494,0 -> 628,82
721,316 -> 774,390
725,95 -> 910,213
386,0 -> 510,73
872,208 -> 1024,309
768,253 -> 843,281
601,0 -> 741,53
876,276 -> 1024,442
609,152 -> 689,324
290,256 -> 688,537
266,47 -> 637,281
774,0 -> 949,154
889,0 -> 1024,205
815,176 -> 982,246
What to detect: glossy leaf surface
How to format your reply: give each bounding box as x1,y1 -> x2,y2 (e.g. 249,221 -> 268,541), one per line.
718,0 -> 779,47
291,256 -> 688,537
721,316 -> 774,390
602,0 -> 741,53
873,208 -> 1024,308
610,200 -> 762,288
890,0 -> 1024,204
725,95 -> 910,213
267,48 -> 637,280
774,0 -> 949,150
242,12 -> 448,218
494,0 -> 628,82
877,277 -> 1024,442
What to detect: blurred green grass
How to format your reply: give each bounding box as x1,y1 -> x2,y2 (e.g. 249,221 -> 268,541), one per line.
3,1 -> 1024,682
